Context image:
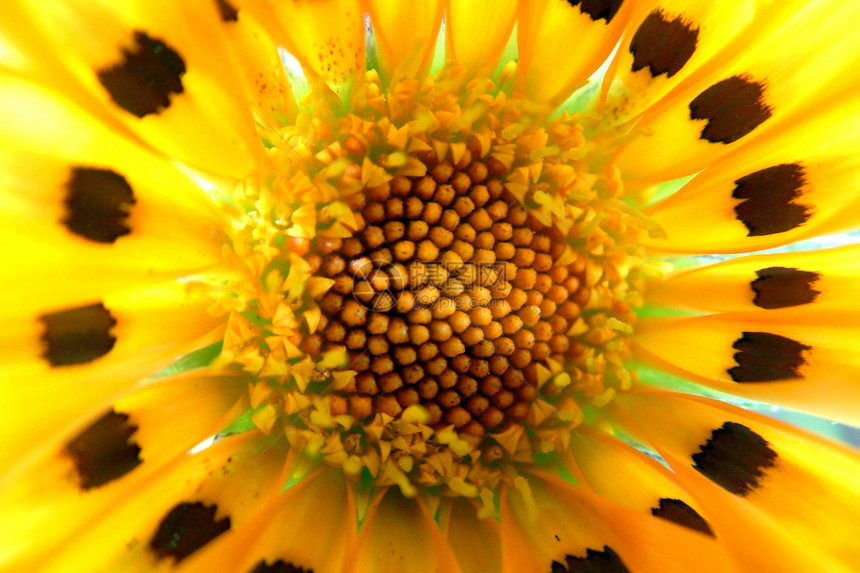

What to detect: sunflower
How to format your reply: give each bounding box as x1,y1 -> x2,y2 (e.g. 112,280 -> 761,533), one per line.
2,0 -> 860,571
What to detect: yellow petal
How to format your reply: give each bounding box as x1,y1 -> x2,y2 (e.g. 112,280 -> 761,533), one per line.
635,310 -> 860,426
442,498 -> 502,573
616,0 -> 860,182
446,0 -> 517,78
648,244 -> 860,313
517,0 -> 630,105
9,0 -> 261,178
216,2 -> 298,130
178,468 -> 356,573
0,372 -> 247,570
363,0 -> 444,84
241,0 -> 365,102
0,281 -> 222,474
346,487 -> 463,573
500,471 -> 737,573
614,391 -> 860,572
0,76 -> 225,317
600,0 -> 757,125
569,430 -> 713,535
643,86 -> 860,253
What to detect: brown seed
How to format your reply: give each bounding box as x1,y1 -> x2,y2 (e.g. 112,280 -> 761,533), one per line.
423,401 -> 443,425
468,208 -> 492,230
372,292 -> 395,312
456,375 -> 478,397
384,221 -> 405,242
387,263 -> 409,289
340,238 -> 364,258
494,337 -> 515,356
452,196 -> 475,218
473,248 -> 496,265
519,305 -> 541,326
455,223 -> 477,242
469,286 -> 492,306
362,226 -> 385,249
532,342 -> 551,361
445,407 -> 471,428
490,300 -> 512,319
371,355 -> 394,375
390,174 -> 411,197
513,268 -> 537,289
470,307 -> 493,326
416,240 -> 439,261
331,274 -> 354,296
425,356 -> 447,376
451,240 -> 474,261
450,354 -> 471,374
440,337 -> 466,357
396,387 -> 421,408
320,292 -> 344,315
418,377 -> 439,399
470,184 -> 489,207
322,255 -> 346,277
340,299 -> 367,327
437,389 -> 460,408
351,353 -> 371,372
376,395 -> 403,417
430,320 -> 453,342
429,226 -> 454,248
395,290 -> 416,314
511,227 -> 533,247
491,389 -> 514,409
387,318 -> 409,344
480,407 -> 505,428
331,395 -> 348,416
474,338 -> 496,358
524,290 -> 543,307
379,372 -> 403,393
549,334 -> 570,354
540,299 -> 557,317
345,330 -> 367,350
415,176 -> 437,200
549,314 -> 568,334
480,375 -> 502,396
434,184 -> 456,206
559,301 -> 581,319
402,364 -> 425,385
501,314 -> 523,334
348,395 -> 372,419
533,321 -> 553,342
367,269 -> 390,292
509,348 -> 531,369
425,263 -> 449,286
418,342 -> 439,362
486,178 -> 504,199
385,198 -> 404,220
344,191 -> 366,211
451,171 -> 472,194
534,273 -> 553,293
432,297 -> 457,319
482,321 -> 503,340
370,247 -> 393,266
474,231 -> 495,250
393,240 -> 415,261
422,201 -> 443,224
415,285 -> 441,306
466,395 -> 489,416
533,253 -> 553,272
407,307 -> 432,324
514,330 -> 535,349
532,234 -> 551,252
461,326 -> 485,346
404,196 -> 424,219
486,200 -> 507,221
431,161 -> 454,183
469,359 -> 490,378
449,311 -> 471,333
408,220 -> 429,241
439,209 -> 461,231
508,288 -> 528,311
368,335 -> 390,355
494,242 -> 515,260
468,162 -> 488,184
394,345 -> 417,365
409,324 -> 430,345
301,333 -> 323,355
363,202 -> 385,224
508,204 -> 528,226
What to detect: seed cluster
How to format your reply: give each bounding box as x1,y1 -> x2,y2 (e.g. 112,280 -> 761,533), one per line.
301,140 -> 591,436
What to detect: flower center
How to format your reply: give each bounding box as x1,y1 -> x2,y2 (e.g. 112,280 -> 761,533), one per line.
214,66 -> 650,500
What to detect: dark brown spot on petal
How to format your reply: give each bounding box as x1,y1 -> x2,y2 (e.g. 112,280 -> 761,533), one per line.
692,421 -> 777,496
64,167 -> 136,244
150,502 -> 230,562
64,410 -> 141,489
732,163 -> 811,236
630,10 -> 699,78
98,31 -> 186,118
651,498 -> 714,536
728,331 -> 811,382
751,267 -> 820,309
215,0 -> 239,22
249,560 -> 313,573
689,75 -> 771,144
40,303 -> 117,367
566,0 -> 624,23
551,546 -> 629,572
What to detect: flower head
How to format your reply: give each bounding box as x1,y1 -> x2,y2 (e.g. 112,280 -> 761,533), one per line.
2,1 -> 860,572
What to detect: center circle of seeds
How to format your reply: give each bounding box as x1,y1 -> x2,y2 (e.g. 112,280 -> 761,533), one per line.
301,142 -> 589,438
